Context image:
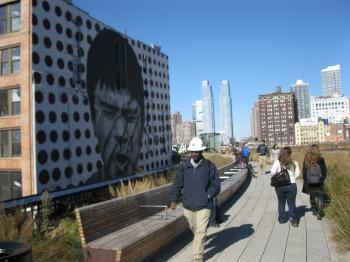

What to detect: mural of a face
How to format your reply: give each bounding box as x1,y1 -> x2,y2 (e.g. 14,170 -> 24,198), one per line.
87,29 -> 144,180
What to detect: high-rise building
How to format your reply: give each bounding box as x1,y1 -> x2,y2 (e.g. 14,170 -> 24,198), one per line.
250,102 -> 261,140
259,87 -> 297,146
295,118 -> 325,145
310,95 -> 349,124
171,112 -> 182,145
0,0 -> 171,203
322,65 -> 342,97
192,100 -> 203,136
290,80 -> 310,120
176,121 -> 195,145
219,80 -> 234,145
202,80 -> 215,133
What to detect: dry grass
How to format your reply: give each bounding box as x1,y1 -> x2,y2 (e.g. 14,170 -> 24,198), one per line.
0,208 -> 33,243
203,152 -> 234,167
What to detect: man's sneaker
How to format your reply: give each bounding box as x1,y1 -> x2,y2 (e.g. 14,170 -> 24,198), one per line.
291,219 -> 299,227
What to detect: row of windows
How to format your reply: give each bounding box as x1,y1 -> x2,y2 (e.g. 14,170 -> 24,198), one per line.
0,129 -> 21,158
0,46 -> 20,75
0,87 -> 20,116
0,1 -> 20,35
0,171 -> 21,201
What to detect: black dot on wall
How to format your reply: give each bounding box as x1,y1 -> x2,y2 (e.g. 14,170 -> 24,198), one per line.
55,6 -> 62,17
33,52 -> 40,64
34,72 -> 41,84
76,31 -> 83,42
69,78 -> 75,88
50,130 -> 58,143
55,23 -> 63,34
61,93 -> 68,103
96,160 -> 102,169
86,146 -> 91,155
63,149 -> 71,160
48,93 -> 55,104
65,11 -> 72,21
56,41 -> 63,51
43,19 -> 51,30
36,111 -> 45,124
74,129 -> 81,139
39,170 -> 49,185
51,149 -> 59,162
32,0 -> 37,7
62,130 -> 70,141
57,58 -> 64,69
52,168 -> 61,181
46,74 -> 54,85
36,130 -> 46,144
85,129 -> 91,139
45,56 -> 53,67
86,20 -> 92,29
87,35 -> 92,44
32,33 -> 38,45
49,111 -> 57,123
66,28 -> 72,38
73,112 -> 80,122
61,112 -> 68,123
44,37 -> 51,48
95,23 -> 100,32
72,95 -> 79,105
32,14 -> 38,26
42,1 -> 50,12
58,76 -> 66,86
75,16 -> 83,26
65,167 -> 73,178
77,164 -> 83,174
87,163 -> 93,172
75,147 -> 82,157
38,150 -> 48,165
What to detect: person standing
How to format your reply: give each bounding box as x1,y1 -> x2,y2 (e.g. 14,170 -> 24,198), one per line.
241,144 -> 251,167
271,143 -> 280,162
270,147 -> 300,227
257,139 -> 269,175
170,137 -> 221,262
302,144 -> 327,220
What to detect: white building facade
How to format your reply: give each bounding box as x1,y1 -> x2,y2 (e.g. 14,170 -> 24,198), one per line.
202,80 -> 215,133
290,80 -> 310,120
192,100 -> 203,136
219,80 -> 234,145
295,118 -> 325,145
311,96 -> 349,124
322,64 -> 342,97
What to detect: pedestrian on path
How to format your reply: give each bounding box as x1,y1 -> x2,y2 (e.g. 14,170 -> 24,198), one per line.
270,147 -> 300,227
170,137 -> 221,262
241,143 -> 250,167
257,139 -> 269,175
271,143 -> 280,162
302,144 -> 328,220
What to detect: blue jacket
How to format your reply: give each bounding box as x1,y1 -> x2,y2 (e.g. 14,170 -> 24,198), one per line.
170,159 -> 221,211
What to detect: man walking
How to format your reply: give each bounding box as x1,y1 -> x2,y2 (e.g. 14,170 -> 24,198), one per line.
257,139 -> 269,175
170,137 -> 221,262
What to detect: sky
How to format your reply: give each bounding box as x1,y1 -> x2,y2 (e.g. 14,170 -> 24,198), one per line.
75,0 -> 350,140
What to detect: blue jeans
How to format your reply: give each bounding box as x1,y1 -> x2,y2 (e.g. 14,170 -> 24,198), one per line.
275,183 -> 297,222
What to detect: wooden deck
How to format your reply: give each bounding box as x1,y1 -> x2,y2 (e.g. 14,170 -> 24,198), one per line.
152,163 -> 350,262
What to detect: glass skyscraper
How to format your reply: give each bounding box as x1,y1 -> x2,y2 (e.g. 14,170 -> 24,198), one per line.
202,80 -> 215,133
220,80 -> 234,145
290,80 -> 310,120
321,64 -> 342,97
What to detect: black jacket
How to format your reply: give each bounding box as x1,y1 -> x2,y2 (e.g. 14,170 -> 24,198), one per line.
170,159 -> 221,211
302,157 -> 327,195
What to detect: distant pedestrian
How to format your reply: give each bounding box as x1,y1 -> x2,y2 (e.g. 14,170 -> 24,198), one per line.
271,143 -> 280,162
241,144 -> 250,167
270,147 -> 300,227
257,139 -> 269,175
170,137 -> 221,262
302,144 -> 327,220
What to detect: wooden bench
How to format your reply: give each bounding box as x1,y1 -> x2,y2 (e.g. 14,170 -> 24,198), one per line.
75,163 -> 247,262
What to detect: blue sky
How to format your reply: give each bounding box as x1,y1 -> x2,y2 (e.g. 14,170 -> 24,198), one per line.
75,0 -> 350,139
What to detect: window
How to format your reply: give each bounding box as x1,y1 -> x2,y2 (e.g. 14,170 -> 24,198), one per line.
0,46 -> 20,75
0,171 -> 21,201
0,129 -> 21,157
0,2 -> 20,34
0,88 -> 20,116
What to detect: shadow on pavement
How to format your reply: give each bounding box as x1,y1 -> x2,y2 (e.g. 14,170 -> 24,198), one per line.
204,224 -> 255,260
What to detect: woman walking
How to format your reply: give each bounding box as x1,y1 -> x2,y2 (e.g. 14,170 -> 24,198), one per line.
302,144 -> 327,220
271,147 -> 300,227
271,143 -> 280,162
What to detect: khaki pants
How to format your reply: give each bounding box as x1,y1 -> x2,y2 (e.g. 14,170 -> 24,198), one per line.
259,155 -> 267,173
183,208 -> 211,260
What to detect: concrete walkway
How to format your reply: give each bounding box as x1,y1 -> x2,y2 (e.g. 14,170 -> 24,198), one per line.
153,163 -> 350,262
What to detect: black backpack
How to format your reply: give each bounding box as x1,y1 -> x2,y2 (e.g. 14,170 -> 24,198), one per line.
306,164 -> 322,186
